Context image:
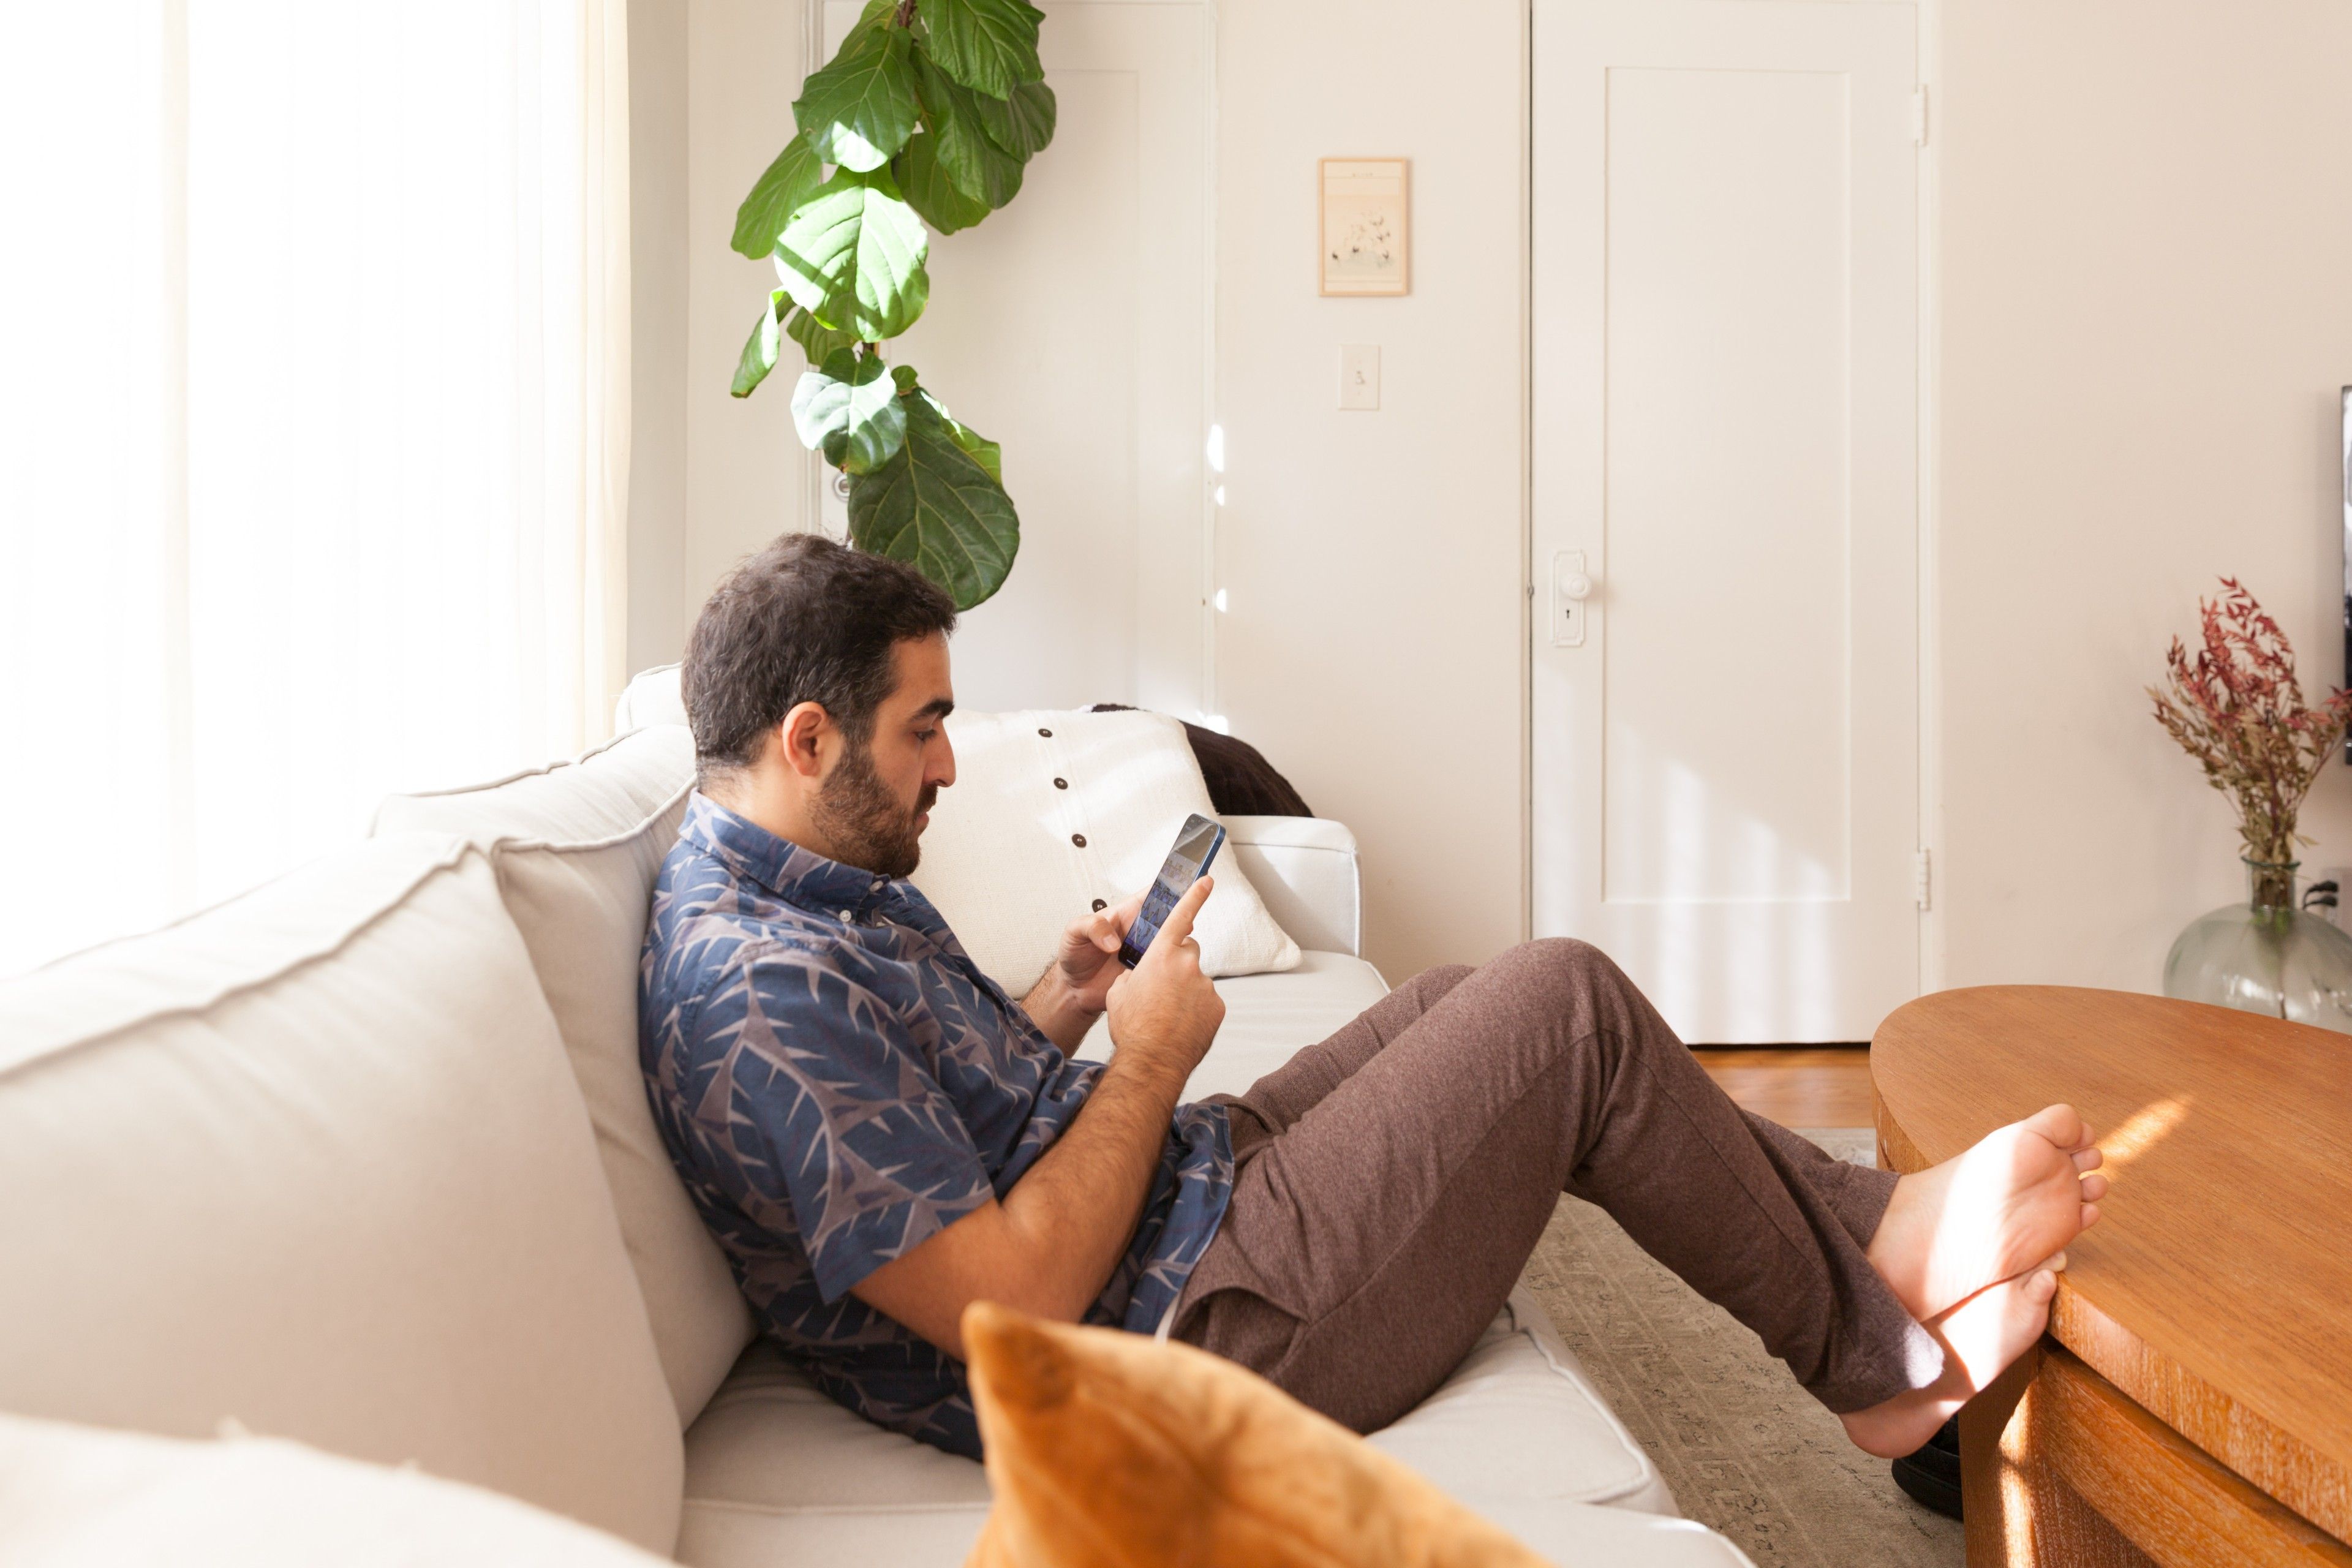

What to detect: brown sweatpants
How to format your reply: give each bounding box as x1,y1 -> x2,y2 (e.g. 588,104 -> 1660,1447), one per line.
1169,940 -> 1943,1431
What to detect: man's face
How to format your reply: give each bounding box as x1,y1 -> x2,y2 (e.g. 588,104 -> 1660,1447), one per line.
810,633 -> 957,878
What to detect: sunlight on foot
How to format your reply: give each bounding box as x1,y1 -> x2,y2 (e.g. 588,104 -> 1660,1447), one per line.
1838,1263 -> 2060,1459
1867,1104 -> 2105,1322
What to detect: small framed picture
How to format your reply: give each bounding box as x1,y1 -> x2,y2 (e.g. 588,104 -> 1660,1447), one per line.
1319,157 -> 1410,296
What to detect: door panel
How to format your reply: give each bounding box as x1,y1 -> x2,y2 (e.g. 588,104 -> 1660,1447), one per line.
1531,0 -> 1919,1042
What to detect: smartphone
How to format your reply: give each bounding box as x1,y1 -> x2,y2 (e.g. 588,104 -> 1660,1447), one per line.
1118,813 -> 1227,968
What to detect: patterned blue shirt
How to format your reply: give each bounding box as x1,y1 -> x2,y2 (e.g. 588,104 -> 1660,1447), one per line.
639,794 -> 1234,1457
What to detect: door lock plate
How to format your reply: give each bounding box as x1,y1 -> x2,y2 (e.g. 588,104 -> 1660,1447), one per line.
1551,551 -> 1591,647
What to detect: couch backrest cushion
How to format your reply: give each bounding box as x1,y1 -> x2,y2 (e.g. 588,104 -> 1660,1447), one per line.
912,709 -> 1301,993
0,1412 -> 676,1568
372,725 -> 754,1427
0,835 -> 683,1553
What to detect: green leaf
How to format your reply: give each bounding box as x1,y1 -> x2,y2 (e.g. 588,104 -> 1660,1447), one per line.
893,130 -> 993,234
783,303 -> 861,368
918,390 -> 1004,485
730,139 -> 824,259
910,52 -> 1024,208
791,349 -> 907,474
918,0 -> 1044,100
793,23 -> 920,172
774,165 -> 930,341
971,80 -> 1055,160
848,391 -> 1020,608
891,364 -> 920,394
731,292 -> 786,398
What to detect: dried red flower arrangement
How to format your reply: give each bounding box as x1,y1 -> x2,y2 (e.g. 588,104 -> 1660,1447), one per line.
2149,579 -> 2352,905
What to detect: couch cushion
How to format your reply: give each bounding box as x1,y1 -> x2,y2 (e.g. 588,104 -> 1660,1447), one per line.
1370,1290 -> 1675,1515
673,1287 -> 1674,1567
0,835 -> 683,1553
913,707 -> 1300,991
0,1412 -> 674,1567
1077,949 -> 1391,1102
372,726 -> 755,1427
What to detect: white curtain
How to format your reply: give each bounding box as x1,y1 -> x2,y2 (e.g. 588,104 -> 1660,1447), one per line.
0,2 -> 629,976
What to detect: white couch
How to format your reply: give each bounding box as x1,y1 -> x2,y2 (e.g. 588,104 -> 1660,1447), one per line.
0,690 -> 1751,1567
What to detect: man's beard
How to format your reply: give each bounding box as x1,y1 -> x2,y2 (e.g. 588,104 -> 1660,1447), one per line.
811,739 -> 935,878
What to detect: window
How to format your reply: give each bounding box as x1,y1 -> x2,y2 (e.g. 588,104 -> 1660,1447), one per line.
0,1 -> 629,973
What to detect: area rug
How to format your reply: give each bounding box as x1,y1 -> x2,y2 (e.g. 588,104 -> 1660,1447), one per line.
1513,1128 -> 1962,1568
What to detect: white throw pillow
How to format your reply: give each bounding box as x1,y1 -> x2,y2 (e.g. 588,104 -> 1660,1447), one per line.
911,708 -> 1300,993
0,836 -> 683,1553
372,726 -> 755,1429
0,1413 -> 674,1568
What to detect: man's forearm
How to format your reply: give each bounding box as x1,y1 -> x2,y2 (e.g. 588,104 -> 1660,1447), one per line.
846,1038 -> 1189,1355
995,1044 -> 1188,1318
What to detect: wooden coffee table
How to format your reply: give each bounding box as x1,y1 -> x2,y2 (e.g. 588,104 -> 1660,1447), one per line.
1871,986 -> 2352,1567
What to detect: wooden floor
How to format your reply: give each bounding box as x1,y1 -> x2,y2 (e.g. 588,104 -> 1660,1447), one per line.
1693,1046 -> 1874,1126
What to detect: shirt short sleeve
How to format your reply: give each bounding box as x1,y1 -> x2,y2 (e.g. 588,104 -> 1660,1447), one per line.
706,938 -> 994,1303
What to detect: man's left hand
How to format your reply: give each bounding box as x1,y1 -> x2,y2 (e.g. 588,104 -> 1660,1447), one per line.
1021,892 -> 1142,1049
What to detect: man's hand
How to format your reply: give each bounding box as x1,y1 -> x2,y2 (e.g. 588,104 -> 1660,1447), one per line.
1019,891 -> 1142,1050
1104,875 -> 1224,1090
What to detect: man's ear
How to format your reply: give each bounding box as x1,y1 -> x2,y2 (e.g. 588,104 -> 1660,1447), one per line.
777,701 -> 832,780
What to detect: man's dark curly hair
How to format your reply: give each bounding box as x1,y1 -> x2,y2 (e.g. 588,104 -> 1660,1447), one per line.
683,533 -> 957,786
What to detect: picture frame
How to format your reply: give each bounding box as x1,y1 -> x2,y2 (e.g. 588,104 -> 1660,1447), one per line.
1319,157 -> 1411,297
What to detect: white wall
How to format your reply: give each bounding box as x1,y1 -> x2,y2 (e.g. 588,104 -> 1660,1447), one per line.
625,0 -> 813,684
630,0 -> 2352,1000
1213,0 -> 1529,981
625,0 -> 687,676
631,0 -> 1525,982
1934,0 -> 2352,992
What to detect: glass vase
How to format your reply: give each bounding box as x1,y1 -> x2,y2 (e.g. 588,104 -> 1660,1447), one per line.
2162,859 -> 2352,1033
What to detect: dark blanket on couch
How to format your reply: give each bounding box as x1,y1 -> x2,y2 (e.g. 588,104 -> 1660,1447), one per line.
1088,705 -> 1313,818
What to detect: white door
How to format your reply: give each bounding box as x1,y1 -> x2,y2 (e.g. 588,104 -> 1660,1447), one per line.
1530,0 -> 1921,1043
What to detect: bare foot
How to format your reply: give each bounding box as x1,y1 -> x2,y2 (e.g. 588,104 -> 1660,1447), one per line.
1866,1104 -> 2106,1322
1839,1258 -> 2064,1458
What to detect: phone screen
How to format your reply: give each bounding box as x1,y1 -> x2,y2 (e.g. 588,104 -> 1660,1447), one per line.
1118,813 -> 1227,968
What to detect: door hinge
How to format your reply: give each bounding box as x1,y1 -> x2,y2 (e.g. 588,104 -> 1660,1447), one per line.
1911,86 -> 1929,147
1914,848 -> 1933,911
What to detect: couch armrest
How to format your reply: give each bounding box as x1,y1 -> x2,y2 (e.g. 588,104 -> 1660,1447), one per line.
1223,816 -> 1360,957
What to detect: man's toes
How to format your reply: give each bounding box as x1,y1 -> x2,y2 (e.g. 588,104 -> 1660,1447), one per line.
2079,1172 -> 2109,1204
2072,1144 -> 2104,1172
2022,1103 -> 2089,1151
2079,1201 -> 2101,1230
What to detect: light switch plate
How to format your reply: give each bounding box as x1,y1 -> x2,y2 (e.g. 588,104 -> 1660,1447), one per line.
1338,344 -> 1380,410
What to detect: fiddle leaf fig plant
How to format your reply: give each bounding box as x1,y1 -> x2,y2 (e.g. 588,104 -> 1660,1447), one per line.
728,0 -> 1053,609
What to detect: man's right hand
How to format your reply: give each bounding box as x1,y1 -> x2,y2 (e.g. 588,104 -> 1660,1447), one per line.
1105,875 -> 1224,1087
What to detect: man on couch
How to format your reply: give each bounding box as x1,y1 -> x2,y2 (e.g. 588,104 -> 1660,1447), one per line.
641,534 -> 2105,1463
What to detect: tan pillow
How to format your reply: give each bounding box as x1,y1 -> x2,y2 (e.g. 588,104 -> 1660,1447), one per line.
372,725 -> 755,1427
0,1412 -> 673,1568
961,1303 -> 1551,1568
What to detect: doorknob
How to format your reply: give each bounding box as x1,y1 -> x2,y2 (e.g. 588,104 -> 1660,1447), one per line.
1561,570 -> 1594,601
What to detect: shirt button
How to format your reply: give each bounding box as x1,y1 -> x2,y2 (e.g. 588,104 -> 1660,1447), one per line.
1038,727 -> 1053,737
837,910 -> 854,923
1071,833 -> 1087,848
1053,777 -> 1068,790
1091,898 -> 1107,912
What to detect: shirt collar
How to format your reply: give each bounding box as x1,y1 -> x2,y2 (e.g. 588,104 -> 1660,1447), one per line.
680,792 -> 899,918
